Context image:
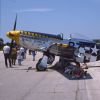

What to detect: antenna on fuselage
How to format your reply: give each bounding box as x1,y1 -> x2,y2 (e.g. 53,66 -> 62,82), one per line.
70,34 -> 72,39
68,33 -> 72,40
60,33 -> 63,39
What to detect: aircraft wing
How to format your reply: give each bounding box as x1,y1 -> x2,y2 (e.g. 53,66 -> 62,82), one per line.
69,38 -> 95,47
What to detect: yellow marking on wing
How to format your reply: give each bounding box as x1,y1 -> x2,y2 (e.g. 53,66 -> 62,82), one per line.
57,43 -> 69,47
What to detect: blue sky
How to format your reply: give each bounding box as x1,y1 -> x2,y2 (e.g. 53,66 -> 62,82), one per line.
0,0 -> 100,42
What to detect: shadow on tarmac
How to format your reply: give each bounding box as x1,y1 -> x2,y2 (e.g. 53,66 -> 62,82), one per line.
49,62 -> 93,80
13,62 -> 93,80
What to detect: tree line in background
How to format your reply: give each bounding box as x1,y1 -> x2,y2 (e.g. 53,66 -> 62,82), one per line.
0,38 -> 4,50
93,39 -> 100,44
0,38 -> 13,50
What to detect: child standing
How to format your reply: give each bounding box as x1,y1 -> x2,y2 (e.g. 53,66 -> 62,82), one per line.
17,48 -> 22,65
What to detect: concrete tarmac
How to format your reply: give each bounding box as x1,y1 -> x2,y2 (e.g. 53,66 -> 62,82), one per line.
0,51 -> 100,100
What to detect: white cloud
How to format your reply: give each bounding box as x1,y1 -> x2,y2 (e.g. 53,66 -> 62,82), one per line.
17,8 -> 54,13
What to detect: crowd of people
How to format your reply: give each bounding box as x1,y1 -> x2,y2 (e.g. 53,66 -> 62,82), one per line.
3,43 -> 36,68
2,42 -> 90,79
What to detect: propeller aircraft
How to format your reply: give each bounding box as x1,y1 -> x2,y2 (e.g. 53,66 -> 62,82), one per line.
6,15 -> 100,71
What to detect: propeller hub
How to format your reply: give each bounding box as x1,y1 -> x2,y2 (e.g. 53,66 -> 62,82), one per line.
6,30 -> 20,44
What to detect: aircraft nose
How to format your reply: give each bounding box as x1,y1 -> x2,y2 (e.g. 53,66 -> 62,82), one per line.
7,31 -> 20,37
6,31 -> 20,44
7,32 -> 14,37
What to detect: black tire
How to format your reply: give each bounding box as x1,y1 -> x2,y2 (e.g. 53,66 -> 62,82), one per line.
36,58 -> 47,71
47,55 -> 55,64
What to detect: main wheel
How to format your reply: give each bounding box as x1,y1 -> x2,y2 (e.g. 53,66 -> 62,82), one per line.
36,58 -> 47,71
47,55 -> 55,64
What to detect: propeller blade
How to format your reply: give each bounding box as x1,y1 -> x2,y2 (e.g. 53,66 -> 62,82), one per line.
13,14 -> 17,30
11,14 -> 17,53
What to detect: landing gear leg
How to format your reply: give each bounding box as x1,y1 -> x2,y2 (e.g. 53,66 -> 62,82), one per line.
36,55 -> 48,71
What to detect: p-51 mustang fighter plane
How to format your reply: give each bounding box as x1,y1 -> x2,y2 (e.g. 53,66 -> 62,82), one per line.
6,15 -> 100,71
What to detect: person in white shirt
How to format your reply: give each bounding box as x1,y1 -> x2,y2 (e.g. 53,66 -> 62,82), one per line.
17,48 -> 23,65
20,47 -> 25,60
3,43 -> 12,68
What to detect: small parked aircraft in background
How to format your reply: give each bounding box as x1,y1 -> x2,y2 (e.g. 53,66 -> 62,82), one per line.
6,15 -> 100,71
